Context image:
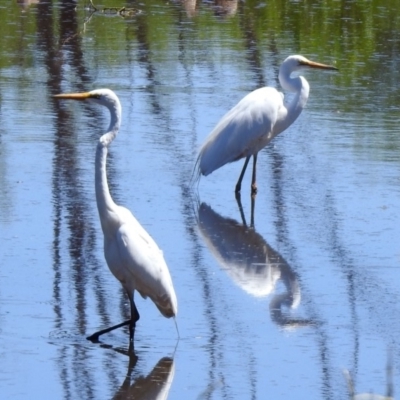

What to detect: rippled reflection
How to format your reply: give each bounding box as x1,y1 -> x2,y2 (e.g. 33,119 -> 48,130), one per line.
111,346 -> 175,400
212,0 -> 238,18
344,351 -> 394,400
16,0 -> 39,9
196,199 -> 312,329
177,0 -> 198,18
175,0 -> 238,18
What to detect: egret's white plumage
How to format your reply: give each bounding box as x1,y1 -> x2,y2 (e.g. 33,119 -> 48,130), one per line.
54,89 -> 177,342
195,55 -> 338,193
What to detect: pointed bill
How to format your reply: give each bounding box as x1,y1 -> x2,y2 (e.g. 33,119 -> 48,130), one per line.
301,59 -> 338,71
53,92 -> 92,100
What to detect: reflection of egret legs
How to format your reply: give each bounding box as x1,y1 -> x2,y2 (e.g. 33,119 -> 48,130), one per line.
250,192 -> 255,227
235,191 -> 247,226
87,293 -> 140,342
235,154 -> 258,195
386,350 -> 394,398
111,341 -> 176,399
107,341 -> 139,399
235,191 -> 256,228
121,342 -> 139,391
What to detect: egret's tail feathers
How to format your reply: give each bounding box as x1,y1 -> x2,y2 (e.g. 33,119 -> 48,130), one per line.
154,291 -> 178,319
157,305 -> 176,318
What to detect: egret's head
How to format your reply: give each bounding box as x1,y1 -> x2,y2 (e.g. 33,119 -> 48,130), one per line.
54,88 -> 121,111
85,89 -> 120,107
54,88 -> 122,134
282,55 -> 338,72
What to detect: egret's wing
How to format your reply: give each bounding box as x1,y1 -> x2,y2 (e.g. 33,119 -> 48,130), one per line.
107,215 -> 177,317
198,87 -> 284,176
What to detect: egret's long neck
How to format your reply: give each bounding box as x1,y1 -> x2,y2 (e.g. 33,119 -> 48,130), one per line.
274,71 -> 310,135
95,103 -> 121,234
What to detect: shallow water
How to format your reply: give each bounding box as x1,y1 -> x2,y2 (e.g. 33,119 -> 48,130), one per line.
1,1 -> 400,399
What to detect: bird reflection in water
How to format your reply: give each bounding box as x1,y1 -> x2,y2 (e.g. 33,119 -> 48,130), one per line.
178,0 -> 198,18
212,0 -> 238,18
344,352 -> 394,400
110,343 -> 175,400
176,0 -> 238,18
16,0 -> 39,9
196,198 -> 312,329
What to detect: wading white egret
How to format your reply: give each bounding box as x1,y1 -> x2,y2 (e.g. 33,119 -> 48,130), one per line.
194,55 -> 338,194
54,89 -> 178,343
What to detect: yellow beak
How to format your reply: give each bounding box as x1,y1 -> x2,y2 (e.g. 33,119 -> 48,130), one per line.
301,59 -> 338,71
53,92 -> 92,100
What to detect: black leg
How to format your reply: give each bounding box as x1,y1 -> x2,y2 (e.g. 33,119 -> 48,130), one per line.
86,319 -> 131,343
87,290 -> 140,343
235,191 -> 247,226
251,153 -> 258,195
235,156 -> 251,193
128,294 -> 140,342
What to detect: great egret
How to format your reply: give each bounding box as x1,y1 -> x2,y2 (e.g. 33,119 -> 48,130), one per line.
194,55 -> 338,194
54,89 -> 178,343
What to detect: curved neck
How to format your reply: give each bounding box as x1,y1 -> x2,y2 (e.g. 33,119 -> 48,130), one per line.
95,104 -> 121,234
100,101 -> 121,146
274,72 -> 310,135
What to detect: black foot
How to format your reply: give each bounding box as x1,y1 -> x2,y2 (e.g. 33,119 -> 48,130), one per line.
86,333 -> 101,343
86,319 -> 131,343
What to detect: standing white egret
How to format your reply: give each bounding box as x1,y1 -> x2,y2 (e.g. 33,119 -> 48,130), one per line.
194,55 -> 338,194
54,89 -> 178,343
